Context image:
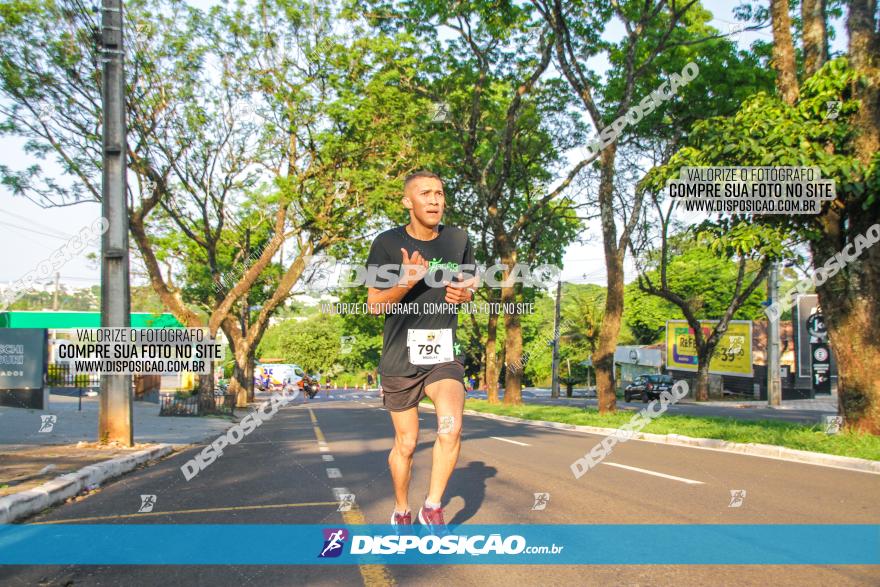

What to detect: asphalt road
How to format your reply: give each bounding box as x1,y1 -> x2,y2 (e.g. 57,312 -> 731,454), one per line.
1,388 -> 877,586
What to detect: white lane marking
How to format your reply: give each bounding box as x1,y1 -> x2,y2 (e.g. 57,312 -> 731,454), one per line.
332,487 -> 350,499
601,462 -> 704,485
378,407 -> 387,411
322,455 -> 334,462
326,467 -> 342,479
489,436 -> 530,446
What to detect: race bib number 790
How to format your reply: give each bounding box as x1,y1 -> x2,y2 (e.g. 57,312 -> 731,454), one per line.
407,328 -> 453,365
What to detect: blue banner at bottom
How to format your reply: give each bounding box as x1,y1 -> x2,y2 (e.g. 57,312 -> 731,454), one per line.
1,524 -> 877,565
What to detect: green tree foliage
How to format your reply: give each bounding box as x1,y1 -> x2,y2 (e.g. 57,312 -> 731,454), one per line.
258,313 -> 342,374
624,236 -> 769,344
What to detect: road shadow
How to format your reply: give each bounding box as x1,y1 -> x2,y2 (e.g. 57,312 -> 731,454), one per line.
445,460 -> 497,525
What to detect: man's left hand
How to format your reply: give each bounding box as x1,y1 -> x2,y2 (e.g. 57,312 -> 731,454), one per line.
443,273 -> 478,304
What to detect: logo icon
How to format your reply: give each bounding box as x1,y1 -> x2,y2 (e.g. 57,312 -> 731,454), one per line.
138,494 -> 157,513
38,415 -> 57,433
531,492 -> 550,511
824,415 -> 844,435
319,528 -> 348,558
337,494 -> 355,512
333,180 -> 350,199
728,489 -> 747,508
37,103 -> 55,122
825,100 -> 841,120
340,335 -> 356,355
429,102 -> 449,123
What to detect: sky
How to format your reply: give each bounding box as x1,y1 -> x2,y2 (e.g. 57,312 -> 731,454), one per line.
0,1 -> 844,298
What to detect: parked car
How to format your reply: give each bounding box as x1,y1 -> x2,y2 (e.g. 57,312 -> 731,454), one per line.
255,364 -> 306,391
624,374 -> 674,403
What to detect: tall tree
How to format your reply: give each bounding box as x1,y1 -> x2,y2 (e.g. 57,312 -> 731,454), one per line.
541,0 -> 756,413
0,0 -> 430,407
368,1 -> 586,405
649,46 -> 879,430
631,208 -> 782,400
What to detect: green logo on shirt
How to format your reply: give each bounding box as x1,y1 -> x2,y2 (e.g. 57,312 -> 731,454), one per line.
429,258 -> 459,273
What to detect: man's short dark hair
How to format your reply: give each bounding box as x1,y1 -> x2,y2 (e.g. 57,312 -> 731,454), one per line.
404,170 -> 443,189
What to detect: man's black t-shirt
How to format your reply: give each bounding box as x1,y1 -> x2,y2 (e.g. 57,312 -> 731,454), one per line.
366,225 -> 475,377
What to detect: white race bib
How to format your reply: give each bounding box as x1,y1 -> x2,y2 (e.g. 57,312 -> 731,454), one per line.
407,328 -> 454,365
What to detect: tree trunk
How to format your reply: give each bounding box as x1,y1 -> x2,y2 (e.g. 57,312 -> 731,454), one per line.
695,345 -> 712,401
500,251 -> 523,405
230,348 -> 255,407
812,219 -> 880,433
485,310 -> 500,403
593,143 -> 621,414
769,0 -> 800,105
802,0 -> 827,76
197,365 -> 216,414
820,298 -> 880,433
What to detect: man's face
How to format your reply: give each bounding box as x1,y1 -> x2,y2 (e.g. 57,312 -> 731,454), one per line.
403,177 -> 445,227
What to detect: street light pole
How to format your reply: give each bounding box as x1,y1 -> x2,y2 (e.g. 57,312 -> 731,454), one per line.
767,262 -> 782,407
98,0 -> 132,445
550,278 -> 561,399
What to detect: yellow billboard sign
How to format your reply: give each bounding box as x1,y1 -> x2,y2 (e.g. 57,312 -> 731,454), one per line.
665,320 -> 753,377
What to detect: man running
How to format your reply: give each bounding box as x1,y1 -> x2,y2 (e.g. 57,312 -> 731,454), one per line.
366,170 -> 477,535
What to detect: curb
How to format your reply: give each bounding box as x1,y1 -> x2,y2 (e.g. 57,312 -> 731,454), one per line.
423,403 -> 880,475
0,444 -> 174,524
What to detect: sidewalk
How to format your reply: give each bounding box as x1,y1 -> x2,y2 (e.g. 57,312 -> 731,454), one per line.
677,395 -> 838,412
0,392 -> 237,499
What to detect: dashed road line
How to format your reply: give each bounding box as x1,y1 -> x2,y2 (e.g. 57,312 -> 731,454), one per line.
308,407 -> 395,587
489,436 -> 530,446
602,462 -> 704,485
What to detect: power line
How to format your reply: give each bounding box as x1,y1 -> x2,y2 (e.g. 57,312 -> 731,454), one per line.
0,220 -> 78,242
3,210 -> 76,239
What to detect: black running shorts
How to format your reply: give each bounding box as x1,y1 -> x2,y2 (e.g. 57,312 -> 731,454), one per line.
380,361 -> 466,412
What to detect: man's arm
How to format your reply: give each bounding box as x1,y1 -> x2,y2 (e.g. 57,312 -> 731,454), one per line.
366,248 -> 430,314
443,234 -> 478,304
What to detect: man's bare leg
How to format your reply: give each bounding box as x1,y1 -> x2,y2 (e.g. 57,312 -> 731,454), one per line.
388,406 -> 419,513
424,378 -> 465,504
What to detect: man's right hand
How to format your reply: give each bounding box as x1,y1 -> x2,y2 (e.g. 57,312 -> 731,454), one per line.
399,248 -> 429,288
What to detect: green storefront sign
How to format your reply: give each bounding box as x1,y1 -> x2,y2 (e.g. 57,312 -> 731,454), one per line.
0,311 -> 183,329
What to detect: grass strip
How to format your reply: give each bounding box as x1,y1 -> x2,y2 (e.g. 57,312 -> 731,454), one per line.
429,398 -> 880,461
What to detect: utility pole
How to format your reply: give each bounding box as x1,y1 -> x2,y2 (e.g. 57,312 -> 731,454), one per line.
550,278 -> 561,399
767,262 -> 782,407
52,271 -> 60,311
98,0 -> 132,445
